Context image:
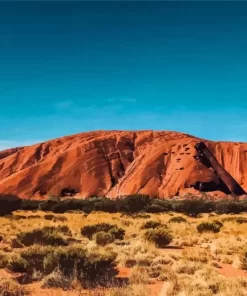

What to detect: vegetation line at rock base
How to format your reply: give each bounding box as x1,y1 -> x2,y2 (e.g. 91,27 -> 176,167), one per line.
1,194 -> 247,217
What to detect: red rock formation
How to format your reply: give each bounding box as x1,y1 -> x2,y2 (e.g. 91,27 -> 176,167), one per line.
0,130 -> 246,199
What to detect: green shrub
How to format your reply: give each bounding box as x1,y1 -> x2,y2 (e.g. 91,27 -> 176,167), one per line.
38,200 -> 58,211
144,226 -> 172,248
116,194 -> 151,213
197,222 -> 221,233
16,227 -> 68,246
45,246 -> 118,287
140,220 -> 163,230
215,201 -> 247,214
172,199 -> 215,217
21,199 -> 41,210
94,231 -> 115,246
169,216 -> 187,223
8,244 -> 117,287
94,199 -> 117,213
8,245 -> 59,274
81,223 -> 125,240
5,196 -> 247,215
146,199 -> 172,213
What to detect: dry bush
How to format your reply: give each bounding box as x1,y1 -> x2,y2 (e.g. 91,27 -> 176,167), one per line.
241,248 -> 247,270
197,222 -> 222,233
8,244 -> 118,287
41,270 -> 72,290
174,260 -> 204,275
0,278 -> 28,296
212,236 -> 247,256
148,263 -> 167,278
81,223 -> 125,240
182,248 -> 212,263
129,266 -> 150,284
169,216 -> 187,223
144,226 -> 172,247
140,220 -> 163,230
94,231 -> 115,246
152,255 -> 172,265
0,250 -> 9,268
16,227 -> 68,246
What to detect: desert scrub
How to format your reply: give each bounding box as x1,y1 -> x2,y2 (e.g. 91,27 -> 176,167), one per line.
94,231 -> 115,246
144,226 -> 172,248
129,266 -> 150,284
124,258 -> 137,267
174,260 -> 204,274
140,220 -> 163,230
8,255 -> 28,273
54,225 -> 72,236
15,227 -> 68,246
152,255 -> 172,266
44,214 -> 67,222
212,220 -> 224,228
8,245 -> 118,286
134,253 -> 152,267
55,246 -> 118,287
182,248 -> 211,263
41,270 -> 72,290
81,223 -> 125,240
241,248 -> 247,270
169,216 -> 187,223
235,217 -> 247,224
197,221 -> 222,233
0,250 -> 9,268
148,263 -> 168,278
221,216 -> 247,224
0,278 -> 28,296
8,245 -> 55,274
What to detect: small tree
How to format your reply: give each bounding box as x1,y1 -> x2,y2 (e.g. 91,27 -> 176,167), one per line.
173,199 -> 215,217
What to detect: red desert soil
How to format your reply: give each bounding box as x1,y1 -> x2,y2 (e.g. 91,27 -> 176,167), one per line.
0,267 -> 165,296
218,263 -> 247,278
0,130 -> 247,199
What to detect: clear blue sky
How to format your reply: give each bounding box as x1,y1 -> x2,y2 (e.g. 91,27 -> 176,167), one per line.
1,1 -> 247,150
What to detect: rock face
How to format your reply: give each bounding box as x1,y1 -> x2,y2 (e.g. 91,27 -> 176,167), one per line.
0,130 -> 247,199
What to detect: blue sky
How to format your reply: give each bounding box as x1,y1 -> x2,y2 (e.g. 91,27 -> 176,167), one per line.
1,1 -> 247,150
